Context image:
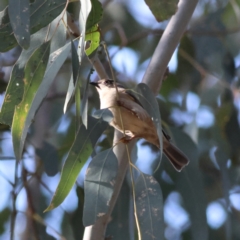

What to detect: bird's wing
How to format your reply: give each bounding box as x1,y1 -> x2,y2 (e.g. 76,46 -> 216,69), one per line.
117,92 -> 153,123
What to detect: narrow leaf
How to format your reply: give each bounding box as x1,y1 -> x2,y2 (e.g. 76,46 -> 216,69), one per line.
0,0 -> 67,52
81,78 -> 89,128
8,0 -> 30,49
63,40 -> 79,114
0,27 -> 48,126
85,24 -> 100,56
45,116 -> 108,212
144,0 -> 178,22
135,173 -> 164,240
128,83 -> 162,169
78,0 -> 92,63
12,41 -> 50,160
83,148 -> 118,226
86,0 -> 103,30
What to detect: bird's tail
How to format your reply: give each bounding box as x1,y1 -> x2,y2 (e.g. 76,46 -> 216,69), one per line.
163,139 -> 190,172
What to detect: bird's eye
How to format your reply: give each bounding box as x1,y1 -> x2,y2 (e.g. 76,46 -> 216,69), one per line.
105,79 -> 113,85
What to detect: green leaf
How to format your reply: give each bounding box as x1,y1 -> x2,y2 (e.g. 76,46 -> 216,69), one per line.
83,148 -> 118,226
12,41 -> 51,160
86,0 -> 103,30
170,127 -> 209,240
50,12 -> 67,53
85,24 -> 100,56
0,0 -> 67,52
135,173 -> 164,240
128,83 -> 163,169
0,27 -> 48,126
92,108 -> 113,123
78,0 -> 92,63
144,0 -> 178,22
81,77 -> 89,129
8,0 -> 30,49
105,179 -> 131,240
45,116 -> 108,212
0,208 -> 11,234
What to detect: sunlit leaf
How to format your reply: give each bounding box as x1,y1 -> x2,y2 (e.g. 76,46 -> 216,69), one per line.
78,0 -> 92,63
83,148 -> 118,226
85,24 -> 100,56
81,77 -> 89,128
86,0 -> 103,30
0,27 -> 48,126
0,0 -> 67,52
12,41 -> 50,160
45,116 -> 108,212
135,173 -> 164,240
144,0 -> 178,22
8,0 -> 30,49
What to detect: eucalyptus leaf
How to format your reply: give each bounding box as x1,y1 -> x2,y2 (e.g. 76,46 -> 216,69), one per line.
8,0 -> 30,49
78,0 -> 92,63
45,116 -> 108,212
105,179 -> 131,240
85,24 -> 100,56
81,77 -> 89,128
83,148 -> 118,226
12,41 -> 50,160
0,0 -> 67,52
0,27 -> 48,126
11,41 -> 71,160
86,0 -> 103,30
171,127 -> 209,240
135,173 -> 164,240
128,83 -> 162,167
144,0 -> 178,22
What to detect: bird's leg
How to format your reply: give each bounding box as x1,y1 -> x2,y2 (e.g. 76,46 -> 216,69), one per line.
118,135 -> 137,144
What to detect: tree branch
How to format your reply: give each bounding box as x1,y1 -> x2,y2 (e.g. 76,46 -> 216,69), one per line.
84,0 -> 198,239
142,0 -> 199,93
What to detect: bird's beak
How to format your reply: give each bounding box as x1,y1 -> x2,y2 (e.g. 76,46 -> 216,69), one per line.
89,81 -> 100,89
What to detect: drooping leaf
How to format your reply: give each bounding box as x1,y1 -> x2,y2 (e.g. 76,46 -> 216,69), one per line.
105,179 -> 131,240
127,83 -> 162,169
135,173 -> 164,240
78,0 -> 92,63
85,24 -> 100,56
50,11 -> 67,53
63,74 -> 75,114
0,208 -> 11,234
0,27 -> 48,126
12,41 -> 51,160
0,0 -> 67,52
81,78 -> 89,129
45,116 -> 108,212
36,141 -> 59,176
8,0 -> 30,49
83,148 -> 118,226
86,0 -> 103,30
144,0 -> 178,22
171,127 -> 209,240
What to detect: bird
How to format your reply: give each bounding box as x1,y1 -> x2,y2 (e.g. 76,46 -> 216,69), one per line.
90,79 -> 189,171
